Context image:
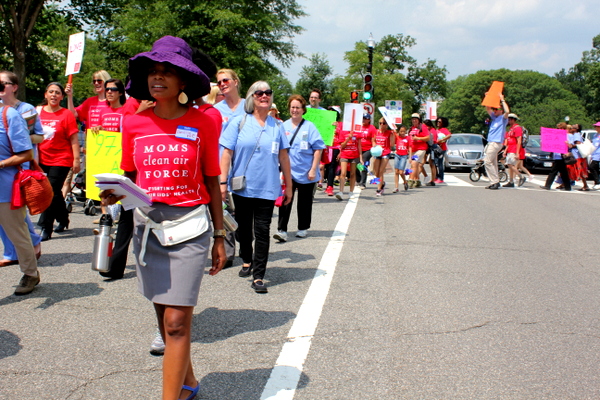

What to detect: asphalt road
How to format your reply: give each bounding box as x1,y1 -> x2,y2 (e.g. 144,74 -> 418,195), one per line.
2,170 -> 600,399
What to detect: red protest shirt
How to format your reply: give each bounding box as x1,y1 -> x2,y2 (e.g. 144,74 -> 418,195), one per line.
374,129 -> 393,156
196,104 -> 222,137
437,127 -> 451,151
357,124 -> 376,151
98,106 -> 125,132
121,107 -> 221,207
331,122 -> 345,150
395,134 -> 411,156
409,124 -> 429,151
338,128 -> 361,160
76,96 -> 109,127
38,107 -> 79,167
506,124 -> 523,154
121,97 -> 142,117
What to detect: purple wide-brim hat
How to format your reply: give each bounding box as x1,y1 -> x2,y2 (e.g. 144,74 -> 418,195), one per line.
126,36 -> 210,101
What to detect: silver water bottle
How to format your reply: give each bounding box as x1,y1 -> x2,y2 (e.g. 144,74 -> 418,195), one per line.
91,214 -> 114,272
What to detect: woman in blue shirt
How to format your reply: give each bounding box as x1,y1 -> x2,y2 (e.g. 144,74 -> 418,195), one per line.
274,94 -> 325,242
0,84 -> 40,295
219,81 -> 292,293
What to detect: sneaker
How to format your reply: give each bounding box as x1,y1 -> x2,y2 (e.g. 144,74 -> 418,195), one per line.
425,182 -> 436,186
325,186 -> 334,196
503,182 -> 515,188
518,175 -> 526,187
335,192 -> 344,200
14,272 -> 40,295
150,330 -> 165,355
404,182 -> 409,191
376,190 -> 381,197
273,231 -> 288,242
408,180 -> 415,189
238,265 -> 252,277
528,175 -> 534,182
333,179 -> 340,186
434,179 -> 443,184
359,184 -> 366,189
415,180 -> 422,188
295,230 -> 308,238
251,279 -> 268,293
489,183 -> 500,190
317,183 -> 323,190
392,188 -> 399,193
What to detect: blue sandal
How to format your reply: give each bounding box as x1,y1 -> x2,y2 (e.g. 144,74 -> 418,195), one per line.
182,382 -> 200,400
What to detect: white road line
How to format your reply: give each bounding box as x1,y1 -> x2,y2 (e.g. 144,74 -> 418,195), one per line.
260,188 -> 361,400
443,174 -> 475,186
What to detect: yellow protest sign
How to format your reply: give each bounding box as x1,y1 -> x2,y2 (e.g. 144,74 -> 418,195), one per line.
86,129 -> 123,200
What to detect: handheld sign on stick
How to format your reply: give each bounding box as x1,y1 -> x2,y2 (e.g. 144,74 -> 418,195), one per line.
481,81 -> 504,108
65,32 -> 86,84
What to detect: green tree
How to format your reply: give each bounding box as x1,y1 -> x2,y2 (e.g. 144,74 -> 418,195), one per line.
107,0 -> 306,88
439,69 -> 590,136
266,73 -> 294,120
294,53 -> 333,104
555,33 -> 600,122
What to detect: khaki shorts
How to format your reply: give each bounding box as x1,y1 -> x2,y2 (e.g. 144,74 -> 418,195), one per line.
413,150 -> 426,164
506,153 -> 518,165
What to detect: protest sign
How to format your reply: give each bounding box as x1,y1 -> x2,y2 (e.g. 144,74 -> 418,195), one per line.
65,32 -> 85,76
540,127 -> 568,154
426,101 -> 437,120
481,81 -> 504,108
342,103 -> 364,131
385,100 -> 403,125
304,108 -> 337,146
378,107 -> 396,129
86,130 -> 123,201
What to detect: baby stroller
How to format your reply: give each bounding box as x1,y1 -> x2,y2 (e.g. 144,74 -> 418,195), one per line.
65,169 -> 98,215
469,158 -> 508,183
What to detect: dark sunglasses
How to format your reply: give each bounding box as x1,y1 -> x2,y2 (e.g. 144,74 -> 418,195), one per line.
105,87 -> 120,92
93,79 -> 103,84
379,121 -> 387,124
1,81 -> 14,86
217,78 -> 231,86
254,89 -> 273,97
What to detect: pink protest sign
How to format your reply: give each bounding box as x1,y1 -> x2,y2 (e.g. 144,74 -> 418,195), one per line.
540,127 -> 568,154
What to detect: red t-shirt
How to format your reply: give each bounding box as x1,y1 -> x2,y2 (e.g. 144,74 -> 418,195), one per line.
338,128 -> 360,160
409,124 -> 429,151
374,129 -> 393,156
437,127 -> 451,151
99,107 -> 125,132
38,108 -> 79,167
331,122 -> 344,150
121,97 -> 142,117
76,96 -> 109,127
357,124 -> 376,151
395,134 -> 411,156
121,107 -> 221,207
506,125 -> 523,154
196,104 -> 222,137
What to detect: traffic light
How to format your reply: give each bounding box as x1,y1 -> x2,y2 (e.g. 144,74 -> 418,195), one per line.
363,73 -> 373,101
350,90 -> 359,103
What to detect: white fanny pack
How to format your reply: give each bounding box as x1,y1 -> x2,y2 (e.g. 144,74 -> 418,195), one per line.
135,205 -> 209,266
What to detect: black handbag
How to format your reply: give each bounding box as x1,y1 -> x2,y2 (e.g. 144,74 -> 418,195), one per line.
562,152 -> 577,165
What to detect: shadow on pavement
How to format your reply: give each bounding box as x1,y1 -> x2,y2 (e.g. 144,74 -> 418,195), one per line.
200,367 -> 308,400
191,307 -> 296,344
0,282 -> 103,309
0,330 -> 21,359
38,252 -> 93,267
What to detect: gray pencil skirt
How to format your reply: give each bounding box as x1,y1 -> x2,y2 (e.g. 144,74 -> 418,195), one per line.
132,203 -> 212,306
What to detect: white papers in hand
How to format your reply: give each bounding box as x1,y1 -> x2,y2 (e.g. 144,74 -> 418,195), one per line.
94,173 -> 152,210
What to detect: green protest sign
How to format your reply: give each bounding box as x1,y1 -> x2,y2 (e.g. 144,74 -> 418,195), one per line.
304,108 -> 337,146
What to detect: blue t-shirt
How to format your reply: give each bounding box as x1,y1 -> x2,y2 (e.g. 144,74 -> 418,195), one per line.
214,99 -> 246,133
591,136 -> 600,162
568,132 -> 583,159
487,113 -> 508,143
220,114 -> 290,200
282,119 -> 326,184
0,107 -> 32,203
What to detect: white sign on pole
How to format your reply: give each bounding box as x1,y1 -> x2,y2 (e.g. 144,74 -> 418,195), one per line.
385,100 -> 403,125
362,102 -> 374,115
65,32 -> 86,76
426,101 -> 437,121
342,103 -> 364,132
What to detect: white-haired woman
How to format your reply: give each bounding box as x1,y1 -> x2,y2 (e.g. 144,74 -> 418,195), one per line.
219,81 -> 292,293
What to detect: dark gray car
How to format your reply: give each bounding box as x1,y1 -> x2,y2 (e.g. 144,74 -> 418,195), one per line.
444,133 -> 485,170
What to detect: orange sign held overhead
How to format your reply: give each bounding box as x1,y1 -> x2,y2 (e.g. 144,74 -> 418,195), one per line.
481,81 -> 504,108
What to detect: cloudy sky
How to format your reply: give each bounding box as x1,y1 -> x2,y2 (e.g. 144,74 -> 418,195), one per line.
279,0 -> 599,84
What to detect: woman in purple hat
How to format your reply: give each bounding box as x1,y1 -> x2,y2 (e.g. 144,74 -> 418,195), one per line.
101,36 -> 226,400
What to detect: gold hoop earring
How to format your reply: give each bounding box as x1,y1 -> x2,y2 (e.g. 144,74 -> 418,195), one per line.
178,91 -> 188,104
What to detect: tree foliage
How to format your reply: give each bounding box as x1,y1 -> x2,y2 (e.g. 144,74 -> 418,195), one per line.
294,53 -> 333,104
439,69 -> 590,136
555,33 -> 600,122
